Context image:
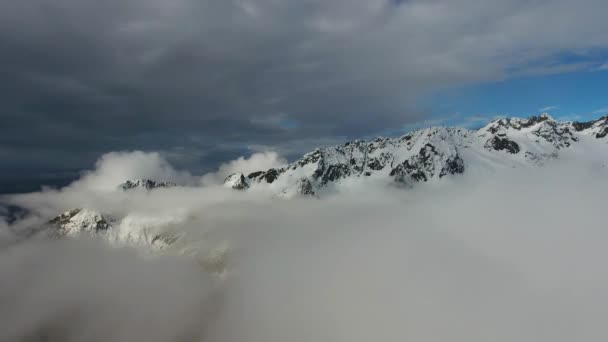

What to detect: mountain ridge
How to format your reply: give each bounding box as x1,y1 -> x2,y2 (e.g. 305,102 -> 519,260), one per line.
41,113 -> 608,252
224,113 -> 608,197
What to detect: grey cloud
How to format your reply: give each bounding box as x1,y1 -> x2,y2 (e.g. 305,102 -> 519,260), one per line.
2,0 -> 608,181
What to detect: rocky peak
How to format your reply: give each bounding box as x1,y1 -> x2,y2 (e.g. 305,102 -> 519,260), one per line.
532,120 -> 575,149
483,113 -> 556,134
539,112 -> 555,120
247,168 -> 282,184
49,208 -> 113,236
119,179 -> 176,191
224,173 -> 249,190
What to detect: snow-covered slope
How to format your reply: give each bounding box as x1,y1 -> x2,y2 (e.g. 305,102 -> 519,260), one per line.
225,113 -> 608,195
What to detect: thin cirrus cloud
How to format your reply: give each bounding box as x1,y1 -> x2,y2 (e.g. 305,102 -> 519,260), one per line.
593,107 -> 608,114
539,106 -> 559,112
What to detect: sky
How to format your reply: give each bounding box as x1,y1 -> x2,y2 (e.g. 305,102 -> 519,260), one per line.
2,0 -> 608,191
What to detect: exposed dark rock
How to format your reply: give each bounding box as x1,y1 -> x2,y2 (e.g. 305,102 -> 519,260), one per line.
316,164 -> 351,185
365,152 -> 392,172
485,136 -> 520,154
292,149 -> 322,169
390,143 -> 464,184
572,120 -> 595,131
419,144 -> 437,163
367,158 -> 383,171
487,115 -> 553,134
439,155 -> 465,177
520,115 -> 552,128
151,232 -> 179,247
263,168 -> 280,183
119,179 -> 176,191
247,171 -> 264,179
296,178 -> 316,196
224,173 -> 249,190
400,134 -> 413,142
531,121 -> 574,149
48,208 -> 82,225
247,168 -> 282,183
390,145 -> 438,183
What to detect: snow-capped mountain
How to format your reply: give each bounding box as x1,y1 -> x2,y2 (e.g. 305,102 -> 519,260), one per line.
47,208 -> 230,272
48,208 -> 115,237
44,113 -> 607,252
48,208 -> 180,249
224,113 -> 608,196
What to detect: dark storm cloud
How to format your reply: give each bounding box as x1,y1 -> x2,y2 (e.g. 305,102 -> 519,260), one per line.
2,0 -> 608,181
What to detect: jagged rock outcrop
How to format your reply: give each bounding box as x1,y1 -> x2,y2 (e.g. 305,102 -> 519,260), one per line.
119,179 -> 176,191
485,136 -> 520,154
390,144 -> 465,183
247,168 -> 282,184
224,173 -> 249,190
484,113 -> 554,133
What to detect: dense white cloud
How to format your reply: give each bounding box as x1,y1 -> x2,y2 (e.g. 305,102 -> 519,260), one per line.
1,150 -> 607,341
0,239 -> 216,342
200,151 -> 287,186
69,151 -> 197,192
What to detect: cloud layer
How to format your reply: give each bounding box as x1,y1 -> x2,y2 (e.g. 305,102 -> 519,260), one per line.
2,0 -> 608,178
1,150 -> 607,341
